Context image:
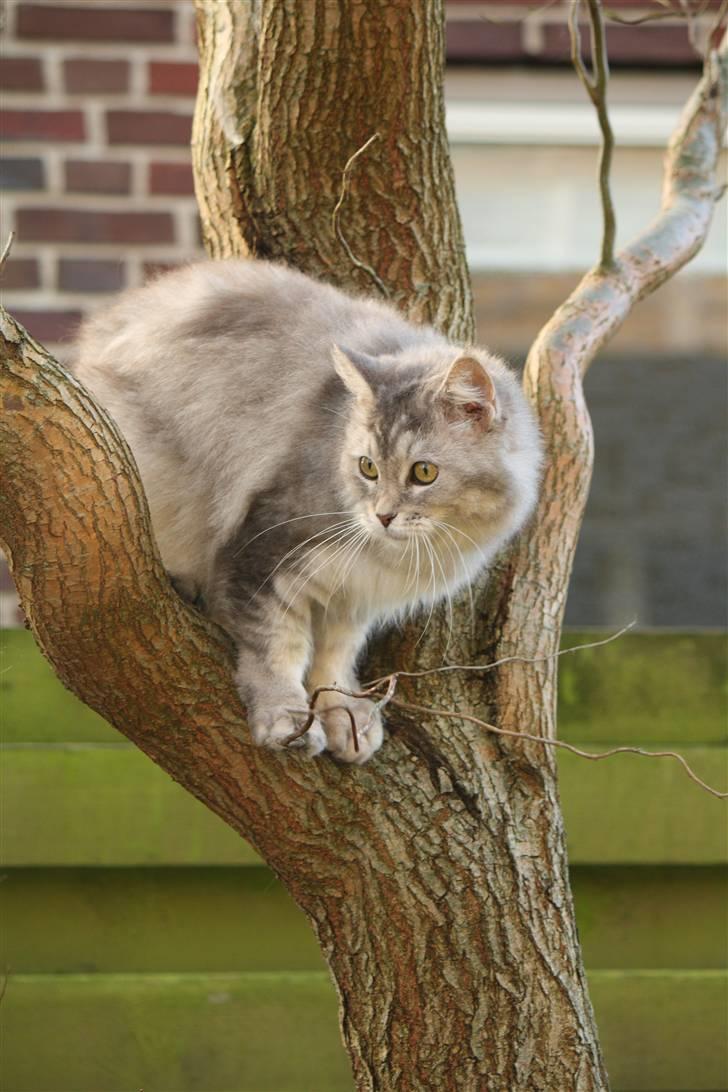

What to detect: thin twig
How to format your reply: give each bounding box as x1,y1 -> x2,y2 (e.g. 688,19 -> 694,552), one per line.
568,0 -> 617,269
364,621 -> 637,687
331,132 -> 390,298
283,623 -> 726,799
605,8 -> 678,26
0,231 -> 15,275
389,697 -> 728,800
568,0 -> 596,96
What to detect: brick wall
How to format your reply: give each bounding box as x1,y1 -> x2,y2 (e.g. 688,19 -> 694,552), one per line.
1,0 -> 715,358
445,0 -> 706,66
1,0 -> 203,353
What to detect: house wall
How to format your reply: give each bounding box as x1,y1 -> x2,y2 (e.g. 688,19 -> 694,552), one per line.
1,0 -> 726,628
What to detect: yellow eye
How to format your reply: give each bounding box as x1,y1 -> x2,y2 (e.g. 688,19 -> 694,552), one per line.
359,456 -> 379,480
411,461 -> 439,485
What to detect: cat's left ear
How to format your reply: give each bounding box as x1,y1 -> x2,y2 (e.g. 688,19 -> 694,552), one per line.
332,344 -> 376,405
439,356 -> 498,430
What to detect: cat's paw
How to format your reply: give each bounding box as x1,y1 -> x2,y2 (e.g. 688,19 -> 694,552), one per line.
319,698 -> 384,765
250,707 -> 327,757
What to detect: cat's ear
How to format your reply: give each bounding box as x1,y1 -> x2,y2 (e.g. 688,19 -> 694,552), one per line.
438,355 -> 498,430
332,344 -> 376,404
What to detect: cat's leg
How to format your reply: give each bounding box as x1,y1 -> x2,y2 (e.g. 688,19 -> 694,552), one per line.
233,599 -> 327,758
308,618 -> 383,765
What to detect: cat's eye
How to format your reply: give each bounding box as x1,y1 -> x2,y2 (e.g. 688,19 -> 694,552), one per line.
359,456 -> 379,481
411,461 -> 439,485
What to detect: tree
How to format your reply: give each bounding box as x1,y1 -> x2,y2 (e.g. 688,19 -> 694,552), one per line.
1,1 -> 725,1088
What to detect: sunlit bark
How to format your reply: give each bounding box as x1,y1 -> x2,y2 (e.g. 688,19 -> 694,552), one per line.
2,3 -> 725,1087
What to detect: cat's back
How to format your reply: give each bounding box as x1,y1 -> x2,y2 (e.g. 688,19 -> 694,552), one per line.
75,259 -> 350,387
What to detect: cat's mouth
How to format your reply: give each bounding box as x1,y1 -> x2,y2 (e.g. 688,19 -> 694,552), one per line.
370,520 -> 429,543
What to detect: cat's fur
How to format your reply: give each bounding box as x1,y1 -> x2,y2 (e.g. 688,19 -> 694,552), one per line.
73,259 -> 542,763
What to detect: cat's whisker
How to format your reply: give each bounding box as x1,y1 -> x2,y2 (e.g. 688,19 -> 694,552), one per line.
282,527 -> 364,618
402,536 -> 417,596
432,519 -> 489,563
247,519 -> 361,603
429,536 -> 455,652
414,537 -> 438,648
285,525 -> 362,598
323,529 -> 370,616
270,526 -> 361,614
432,520 -> 476,638
233,510 -> 356,558
283,520 -> 362,577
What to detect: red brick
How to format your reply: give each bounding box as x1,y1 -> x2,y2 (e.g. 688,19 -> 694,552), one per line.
0,559 -> 17,593
0,56 -> 44,92
143,260 -> 182,281
604,24 -> 697,65
1,109 -> 85,142
1,258 -> 40,290
65,159 -> 131,195
17,4 -> 175,42
446,20 -> 524,62
58,258 -> 126,293
542,21 -> 697,66
149,61 -> 198,97
107,110 -> 192,146
16,208 -> 175,245
64,58 -> 129,94
149,161 -> 194,196
0,157 -> 45,190
12,309 -> 83,344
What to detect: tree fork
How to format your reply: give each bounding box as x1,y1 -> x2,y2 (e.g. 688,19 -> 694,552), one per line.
2,1 -> 724,1088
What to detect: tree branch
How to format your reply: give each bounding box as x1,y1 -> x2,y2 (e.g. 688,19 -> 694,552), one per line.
486,26 -> 726,755
569,0 -> 617,269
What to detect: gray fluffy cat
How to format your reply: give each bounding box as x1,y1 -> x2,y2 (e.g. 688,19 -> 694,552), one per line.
73,259 -> 542,764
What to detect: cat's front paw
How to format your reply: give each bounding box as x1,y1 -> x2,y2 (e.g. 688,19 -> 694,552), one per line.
250,707 -> 327,758
319,697 -> 384,765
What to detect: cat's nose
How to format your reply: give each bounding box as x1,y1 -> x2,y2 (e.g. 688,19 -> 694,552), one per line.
376,512 -> 396,528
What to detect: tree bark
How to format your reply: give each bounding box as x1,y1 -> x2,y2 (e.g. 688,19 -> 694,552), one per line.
2,3 -> 725,1089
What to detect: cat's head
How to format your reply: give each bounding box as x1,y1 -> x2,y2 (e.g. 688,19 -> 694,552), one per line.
333,343 -> 542,562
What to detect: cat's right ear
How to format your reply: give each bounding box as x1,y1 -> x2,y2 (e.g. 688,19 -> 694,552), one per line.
332,344 -> 375,405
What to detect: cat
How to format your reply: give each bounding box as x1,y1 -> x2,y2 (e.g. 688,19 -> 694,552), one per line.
72,259 -> 542,764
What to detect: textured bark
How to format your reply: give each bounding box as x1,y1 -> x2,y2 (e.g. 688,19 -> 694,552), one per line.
2,4 -> 725,1090
192,0 -> 473,340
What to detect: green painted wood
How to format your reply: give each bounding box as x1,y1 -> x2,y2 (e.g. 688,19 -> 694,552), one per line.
0,746 -> 257,867
0,629 -> 116,743
559,632 -> 728,745
590,971 -> 728,1092
3,628 -> 726,745
1,972 -> 351,1092
3,743 -> 726,866
2,866 -> 726,976
558,745 -> 727,865
572,866 -> 728,971
0,867 -> 322,974
2,971 -> 726,1091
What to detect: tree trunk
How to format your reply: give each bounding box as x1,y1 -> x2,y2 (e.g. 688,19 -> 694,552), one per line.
2,2 -> 724,1088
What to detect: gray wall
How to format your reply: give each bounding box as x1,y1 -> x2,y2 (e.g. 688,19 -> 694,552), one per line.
564,353 -> 727,627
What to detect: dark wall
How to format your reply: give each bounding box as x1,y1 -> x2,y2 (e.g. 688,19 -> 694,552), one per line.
565,353 -> 728,627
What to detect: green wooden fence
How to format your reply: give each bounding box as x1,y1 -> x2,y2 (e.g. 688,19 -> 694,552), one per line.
1,629 -> 726,1091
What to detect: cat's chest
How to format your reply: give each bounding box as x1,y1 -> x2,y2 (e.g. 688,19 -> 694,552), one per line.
313,541 -> 459,618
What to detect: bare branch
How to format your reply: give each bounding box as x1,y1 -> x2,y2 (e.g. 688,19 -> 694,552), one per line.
605,8 -> 681,26
0,231 -> 15,275
331,132 -> 390,298
568,0 -> 597,98
365,621 -> 636,687
287,623 -> 726,800
391,697 -> 728,800
569,0 -> 617,269
529,27 -> 726,389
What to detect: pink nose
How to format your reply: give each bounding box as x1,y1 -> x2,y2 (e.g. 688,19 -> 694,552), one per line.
377,512 -> 396,528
